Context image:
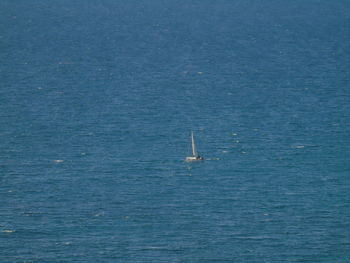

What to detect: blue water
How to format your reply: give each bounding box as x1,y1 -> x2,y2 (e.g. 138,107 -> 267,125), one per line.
1,1 -> 350,262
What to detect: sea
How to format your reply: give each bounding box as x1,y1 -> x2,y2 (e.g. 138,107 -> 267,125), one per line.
1,0 -> 349,262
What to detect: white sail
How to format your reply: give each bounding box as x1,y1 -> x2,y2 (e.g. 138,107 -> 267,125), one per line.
191,131 -> 197,157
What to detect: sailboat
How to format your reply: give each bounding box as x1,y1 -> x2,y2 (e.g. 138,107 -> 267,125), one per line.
186,131 -> 204,162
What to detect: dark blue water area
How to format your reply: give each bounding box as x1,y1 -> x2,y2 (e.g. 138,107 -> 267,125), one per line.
1,0 -> 350,262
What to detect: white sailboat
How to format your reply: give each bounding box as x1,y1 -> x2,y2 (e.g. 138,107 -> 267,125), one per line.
186,131 -> 204,162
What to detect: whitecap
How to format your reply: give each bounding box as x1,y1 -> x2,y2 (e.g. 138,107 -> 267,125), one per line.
2,230 -> 15,233
292,145 -> 304,149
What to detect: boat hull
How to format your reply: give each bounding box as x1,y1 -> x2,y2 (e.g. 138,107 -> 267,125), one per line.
185,156 -> 204,162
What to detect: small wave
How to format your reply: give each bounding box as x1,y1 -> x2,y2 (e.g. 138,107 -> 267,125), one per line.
138,246 -> 182,252
236,235 -> 276,240
93,212 -> 105,217
55,242 -> 72,246
291,144 -> 306,149
22,211 -> 47,216
2,230 -> 16,233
